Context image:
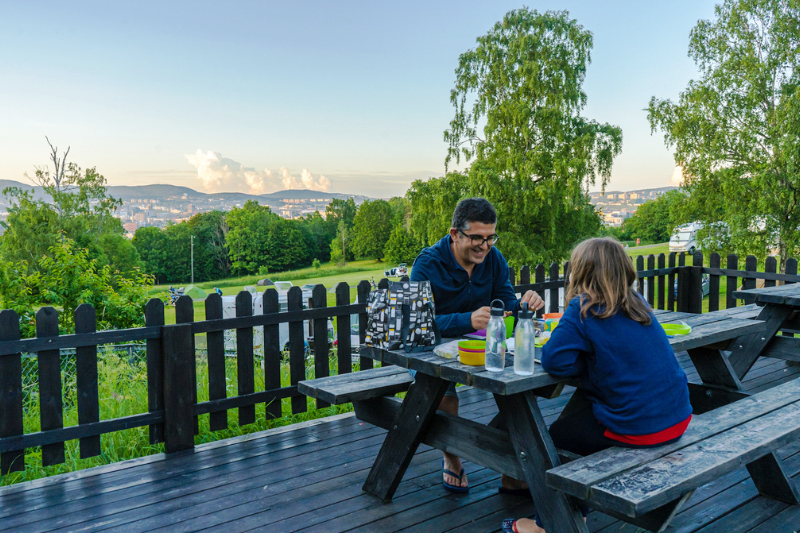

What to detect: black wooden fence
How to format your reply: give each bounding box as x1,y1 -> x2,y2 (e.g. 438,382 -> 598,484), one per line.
2,252 -> 800,477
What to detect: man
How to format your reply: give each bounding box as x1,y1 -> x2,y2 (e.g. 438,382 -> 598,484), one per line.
411,197 -> 544,493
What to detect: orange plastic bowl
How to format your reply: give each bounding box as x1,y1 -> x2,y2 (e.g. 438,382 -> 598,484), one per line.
543,312 -> 563,320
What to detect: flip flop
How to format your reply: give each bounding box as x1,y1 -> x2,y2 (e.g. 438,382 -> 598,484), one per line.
442,460 -> 469,493
498,486 -> 531,497
501,518 -> 518,533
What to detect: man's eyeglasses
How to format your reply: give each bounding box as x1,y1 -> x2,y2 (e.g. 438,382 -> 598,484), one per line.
458,229 -> 499,247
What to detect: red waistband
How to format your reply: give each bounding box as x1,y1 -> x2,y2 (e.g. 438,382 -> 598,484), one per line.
603,415 -> 692,445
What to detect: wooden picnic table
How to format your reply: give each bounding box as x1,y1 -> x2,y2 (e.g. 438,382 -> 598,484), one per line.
351,311 -> 767,533
731,283 -> 800,378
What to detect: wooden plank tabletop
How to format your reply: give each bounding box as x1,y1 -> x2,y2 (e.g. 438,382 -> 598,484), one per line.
360,312 -> 764,395
733,284 -> 800,306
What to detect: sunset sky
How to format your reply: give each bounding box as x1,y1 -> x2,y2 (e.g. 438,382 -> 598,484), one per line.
0,1 -> 717,198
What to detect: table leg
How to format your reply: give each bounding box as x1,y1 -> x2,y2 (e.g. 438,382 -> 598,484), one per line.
728,304 -> 794,379
496,391 -> 588,533
362,371 -> 450,502
688,346 -> 744,391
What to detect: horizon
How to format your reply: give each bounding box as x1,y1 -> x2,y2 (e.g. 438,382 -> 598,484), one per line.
0,1 -> 717,197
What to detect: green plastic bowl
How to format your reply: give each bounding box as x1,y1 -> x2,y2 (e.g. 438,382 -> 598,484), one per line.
662,323 -> 691,336
458,340 -> 486,352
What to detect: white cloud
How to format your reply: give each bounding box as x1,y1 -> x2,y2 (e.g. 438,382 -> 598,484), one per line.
184,150 -> 332,194
671,166 -> 684,186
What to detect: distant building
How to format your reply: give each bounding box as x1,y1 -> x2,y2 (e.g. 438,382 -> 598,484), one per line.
123,222 -> 138,234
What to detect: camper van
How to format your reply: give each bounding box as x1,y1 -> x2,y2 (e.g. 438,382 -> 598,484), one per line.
669,222 -> 703,254
220,283 -> 335,356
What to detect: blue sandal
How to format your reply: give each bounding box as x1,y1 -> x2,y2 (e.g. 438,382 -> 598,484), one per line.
442,460 -> 469,493
501,518 -> 518,532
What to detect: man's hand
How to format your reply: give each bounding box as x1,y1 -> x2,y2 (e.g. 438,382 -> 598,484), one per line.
470,306 -> 492,330
520,290 -> 545,311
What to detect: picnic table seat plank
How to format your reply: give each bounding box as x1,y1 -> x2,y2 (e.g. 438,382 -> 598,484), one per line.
546,377 -> 800,500
588,400 -> 800,517
547,378 -> 800,523
298,366 -> 412,405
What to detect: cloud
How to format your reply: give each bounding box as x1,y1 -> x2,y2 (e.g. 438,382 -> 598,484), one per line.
184,150 -> 332,194
671,166 -> 684,186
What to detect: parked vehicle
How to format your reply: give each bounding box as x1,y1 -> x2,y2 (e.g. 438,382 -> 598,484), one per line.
221,286 -> 334,357
669,222 -> 703,254
384,263 -> 408,278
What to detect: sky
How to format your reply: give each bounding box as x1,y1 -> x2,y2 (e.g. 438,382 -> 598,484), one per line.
0,1 -> 718,198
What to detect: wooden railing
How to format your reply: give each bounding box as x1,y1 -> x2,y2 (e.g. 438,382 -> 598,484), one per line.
2,253 -> 800,477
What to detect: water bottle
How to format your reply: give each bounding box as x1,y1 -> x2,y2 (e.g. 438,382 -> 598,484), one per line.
485,299 -> 506,372
514,303 -> 536,376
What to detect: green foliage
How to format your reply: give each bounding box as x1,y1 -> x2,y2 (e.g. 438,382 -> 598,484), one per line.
647,0 -> 800,269
312,258 -> 321,269
329,222 -> 354,265
258,265 -> 270,276
302,211 -> 334,262
1,151 -> 140,276
324,198 -> 357,233
350,199 -> 393,260
384,224 -> 426,264
0,239 -> 153,337
418,8 -> 621,267
622,190 -> 691,243
224,201 -> 312,275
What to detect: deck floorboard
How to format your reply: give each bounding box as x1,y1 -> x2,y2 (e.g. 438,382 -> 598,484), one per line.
2,353 -> 800,532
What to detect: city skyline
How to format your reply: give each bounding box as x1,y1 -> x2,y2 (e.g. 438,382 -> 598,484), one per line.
0,1 -> 718,197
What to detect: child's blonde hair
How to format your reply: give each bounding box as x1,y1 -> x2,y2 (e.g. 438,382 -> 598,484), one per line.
566,237 -> 652,325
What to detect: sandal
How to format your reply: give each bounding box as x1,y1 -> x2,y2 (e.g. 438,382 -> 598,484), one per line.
442,460 -> 469,493
501,518 -> 519,533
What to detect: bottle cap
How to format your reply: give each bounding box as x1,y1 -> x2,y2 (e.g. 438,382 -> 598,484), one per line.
490,299 -> 505,317
519,302 -> 533,319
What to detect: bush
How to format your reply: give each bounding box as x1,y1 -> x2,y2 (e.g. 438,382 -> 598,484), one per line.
312,258 -> 321,269
258,265 -> 270,276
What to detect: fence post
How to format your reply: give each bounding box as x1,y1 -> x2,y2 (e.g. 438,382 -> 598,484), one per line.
175,295 -> 198,435
677,258 -> 703,314
726,254 -> 738,309
146,298 -> 165,444
765,256 -> 777,288
75,304 -> 100,459
548,263 -> 560,313
312,284 -> 330,409
657,254 -> 666,310
534,265 -> 545,318
0,310 -> 24,474
335,283 -> 352,375
287,286 -> 307,415
635,256 -> 644,296
709,253 -> 720,312
647,255 -> 655,306
205,293 -> 227,432
162,323 -> 195,454
263,289 -> 282,420
357,280 -> 372,370
509,266 -> 516,286
668,252 -> 677,311
37,307 -> 64,466
520,265 -> 531,286
236,291 -> 256,424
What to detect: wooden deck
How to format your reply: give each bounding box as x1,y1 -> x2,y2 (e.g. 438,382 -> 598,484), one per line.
3,352 -> 800,532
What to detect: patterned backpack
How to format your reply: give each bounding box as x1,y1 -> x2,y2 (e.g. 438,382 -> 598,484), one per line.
364,280 -> 441,352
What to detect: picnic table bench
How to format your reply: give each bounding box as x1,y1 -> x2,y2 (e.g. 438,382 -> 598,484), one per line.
297,309 -> 800,532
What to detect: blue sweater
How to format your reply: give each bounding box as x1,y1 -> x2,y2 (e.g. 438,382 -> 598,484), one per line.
410,235 -> 520,337
541,296 -> 692,436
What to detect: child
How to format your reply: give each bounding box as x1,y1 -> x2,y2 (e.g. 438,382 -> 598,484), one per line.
503,237 -> 692,533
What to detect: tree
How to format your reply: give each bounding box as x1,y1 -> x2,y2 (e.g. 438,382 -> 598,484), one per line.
419,8 -> 622,266
329,221 -> 354,265
324,197 -> 357,234
647,0 -> 800,270
350,199 -> 393,260
188,210 -> 230,281
384,224 -> 426,264
225,200 -> 279,275
299,211 -> 333,262
133,226 -> 170,283
0,239 -> 153,337
1,139 -> 139,275
622,190 -> 691,243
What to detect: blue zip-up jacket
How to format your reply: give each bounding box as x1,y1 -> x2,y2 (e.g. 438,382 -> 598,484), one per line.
410,234 -> 520,337
542,295 -> 692,436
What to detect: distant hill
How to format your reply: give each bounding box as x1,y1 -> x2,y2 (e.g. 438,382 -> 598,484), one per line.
0,180 -> 371,205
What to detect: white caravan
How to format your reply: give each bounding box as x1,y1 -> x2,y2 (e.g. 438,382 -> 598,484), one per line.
669,223 -> 703,254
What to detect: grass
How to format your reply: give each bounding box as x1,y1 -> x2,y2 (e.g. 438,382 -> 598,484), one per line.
0,348 -> 357,487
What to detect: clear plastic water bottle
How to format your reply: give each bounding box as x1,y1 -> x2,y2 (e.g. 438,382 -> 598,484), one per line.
485,299 -> 506,372
514,303 -> 536,376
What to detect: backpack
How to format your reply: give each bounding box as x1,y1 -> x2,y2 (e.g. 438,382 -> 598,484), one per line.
364,280 -> 441,352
